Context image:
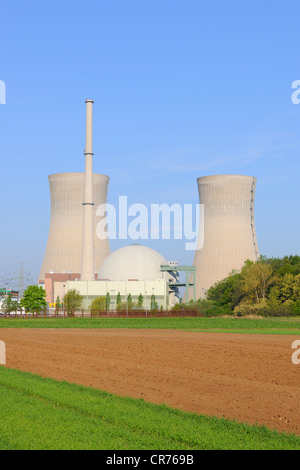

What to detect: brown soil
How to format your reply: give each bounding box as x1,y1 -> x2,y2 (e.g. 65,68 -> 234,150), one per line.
1,328 -> 300,435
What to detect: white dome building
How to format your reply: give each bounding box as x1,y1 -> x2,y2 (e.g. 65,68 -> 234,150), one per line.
99,245 -> 170,282
63,245 -> 179,310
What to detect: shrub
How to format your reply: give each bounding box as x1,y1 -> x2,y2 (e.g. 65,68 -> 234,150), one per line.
91,297 -> 106,315
195,299 -> 232,317
63,289 -> 83,317
290,301 -> 300,316
233,300 -> 293,317
173,299 -> 232,317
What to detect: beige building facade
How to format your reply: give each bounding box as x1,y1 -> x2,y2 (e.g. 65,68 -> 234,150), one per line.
55,279 -> 169,310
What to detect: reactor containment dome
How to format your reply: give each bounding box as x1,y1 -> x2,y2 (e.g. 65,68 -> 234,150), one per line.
99,245 -> 171,282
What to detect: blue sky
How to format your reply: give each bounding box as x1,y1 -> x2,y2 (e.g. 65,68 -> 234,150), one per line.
0,0 -> 300,287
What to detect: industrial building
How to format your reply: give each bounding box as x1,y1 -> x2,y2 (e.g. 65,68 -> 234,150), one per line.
39,99 -> 260,309
63,279 -> 170,310
40,100 -> 180,309
192,175 -> 260,299
50,245 -> 180,309
0,289 -> 19,300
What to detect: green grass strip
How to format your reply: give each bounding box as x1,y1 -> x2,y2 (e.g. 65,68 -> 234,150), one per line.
0,316 -> 300,332
0,367 -> 299,450
185,329 -> 300,335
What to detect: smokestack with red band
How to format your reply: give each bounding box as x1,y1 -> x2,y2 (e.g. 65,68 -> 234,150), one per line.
81,99 -> 95,281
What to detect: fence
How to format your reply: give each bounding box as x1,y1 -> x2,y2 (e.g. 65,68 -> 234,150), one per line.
0,309 -> 199,319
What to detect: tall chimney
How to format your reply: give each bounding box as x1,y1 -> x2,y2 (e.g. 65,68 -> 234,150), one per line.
81,99 -> 95,281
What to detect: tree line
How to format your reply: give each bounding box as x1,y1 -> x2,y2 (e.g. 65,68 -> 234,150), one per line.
177,255 -> 300,317
1,286 -> 162,316
3,255 -> 300,318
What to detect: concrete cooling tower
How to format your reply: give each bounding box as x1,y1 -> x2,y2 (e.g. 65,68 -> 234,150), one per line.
193,175 -> 260,298
38,172 -> 110,282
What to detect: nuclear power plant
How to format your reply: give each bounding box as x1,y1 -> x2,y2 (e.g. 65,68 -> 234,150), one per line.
66,245 -> 178,310
38,99 -> 260,309
39,100 -> 181,309
192,175 -> 260,299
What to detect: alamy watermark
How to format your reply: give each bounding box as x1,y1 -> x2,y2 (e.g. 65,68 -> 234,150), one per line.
95,197 -> 204,251
291,80 -> 300,104
0,341 -> 6,365
0,80 -> 6,104
291,340 -> 300,365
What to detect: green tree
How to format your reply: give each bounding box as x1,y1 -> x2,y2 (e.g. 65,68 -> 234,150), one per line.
279,273 -> 295,304
63,289 -> 83,317
137,293 -> 144,309
127,293 -> 133,310
91,296 -> 106,314
293,274 -> 300,301
268,283 -> 281,306
2,294 -> 19,315
106,292 -> 111,311
240,261 -> 273,302
207,271 -> 242,309
116,292 -> 122,308
269,273 -> 300,306
55,296 -> 61,316
150,294 -> 158,312
21,285 -> 47,316
198,256 -> 300,317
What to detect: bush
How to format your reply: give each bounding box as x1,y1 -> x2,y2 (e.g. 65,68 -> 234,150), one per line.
233,300 -> 293,317
116,301 -> 139,312
63,289 -> 83,317
91,297 -> 106,315
171,304 -> 182,311
264,304 -> 293,317
195,299 -> 233,317
234,300 -> 268,317
174,299 -> 232,317
290,301 -> 300,316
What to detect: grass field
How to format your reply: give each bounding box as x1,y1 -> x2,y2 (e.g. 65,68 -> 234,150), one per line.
0,367 -> 299,450
1,316 -> 299,450
0,316 -> 300,335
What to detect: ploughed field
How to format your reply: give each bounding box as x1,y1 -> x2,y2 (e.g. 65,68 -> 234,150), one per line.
1,328 -> 300,435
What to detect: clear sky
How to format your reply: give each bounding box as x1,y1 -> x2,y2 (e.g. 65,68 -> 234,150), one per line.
0,0 -> 300,288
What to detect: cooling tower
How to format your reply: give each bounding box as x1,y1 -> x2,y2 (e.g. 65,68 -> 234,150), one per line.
38,172 -> 110,282
193,175 -> 259,298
